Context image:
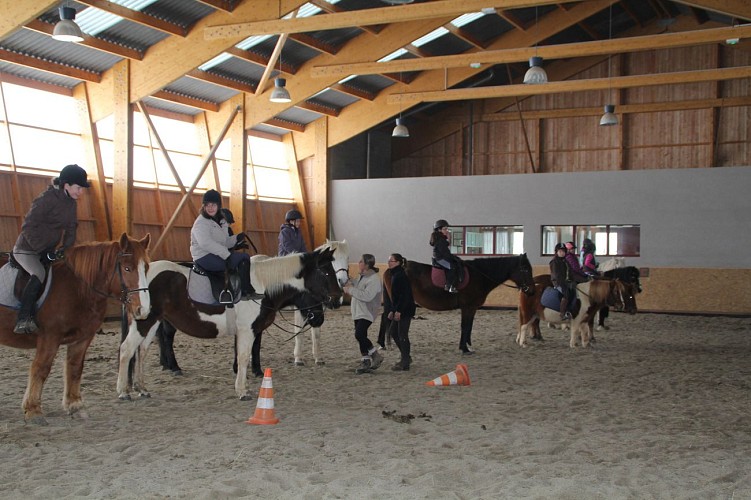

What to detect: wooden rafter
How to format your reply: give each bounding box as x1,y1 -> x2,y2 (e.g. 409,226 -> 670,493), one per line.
0,48 -> 101,82
194,0 -> 236,13
186,69 -> 256,93
23,20 -> 144,60
673,0 -> 751,20
308,0 -> 384,35
151,90 -> 219,112
0,0 -> 56,39
76,0 -> 188,37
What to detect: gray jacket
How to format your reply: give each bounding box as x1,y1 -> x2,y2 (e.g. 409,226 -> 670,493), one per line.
348,270 -> 382,322
190,215 -> 240,261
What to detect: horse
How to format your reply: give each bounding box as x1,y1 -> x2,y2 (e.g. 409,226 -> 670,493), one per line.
152,240 -> 349,374
0,233 -> 151,424
382,254 -> 535,354
117,247 -> 342,401
517,274 -> 635,348
597,265 -> 642,330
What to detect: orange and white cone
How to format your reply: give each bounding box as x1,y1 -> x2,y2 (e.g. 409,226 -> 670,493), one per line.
425,363 -> 471,387
246,368 -> 280,425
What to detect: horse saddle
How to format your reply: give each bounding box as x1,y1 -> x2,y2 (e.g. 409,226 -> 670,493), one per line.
187,264 -> 242,306
540,287 -> 580,317
430,265 -> 470,291
0,254 -> 53,310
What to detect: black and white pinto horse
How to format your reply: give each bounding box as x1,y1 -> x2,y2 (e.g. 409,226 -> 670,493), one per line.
596,258 -> 642,331
154,240 -> 350,373
117,248 -> 342,401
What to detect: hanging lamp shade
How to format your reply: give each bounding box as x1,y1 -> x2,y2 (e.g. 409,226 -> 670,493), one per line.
523,56 -> 547,84
599,104 -> 618,126
269,78 -> 291,103
392,118 -> 409,138
52,7 -> 84,43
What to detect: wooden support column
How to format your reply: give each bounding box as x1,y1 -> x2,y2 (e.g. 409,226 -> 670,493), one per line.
196,112 -> 221,192
228,95 -> 247,235
74,83 -> 112,241
708,44 -> 721,168
112,60 -> 133,238
283,133 -> 311,249
0,79 -> 23,233
311,118 -> 328,247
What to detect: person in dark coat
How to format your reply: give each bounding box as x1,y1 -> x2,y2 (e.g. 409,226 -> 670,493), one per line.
384,253 -> 417,371
12,164 -> 90,334
278,209 -> 307,256
430,219 -> 460,293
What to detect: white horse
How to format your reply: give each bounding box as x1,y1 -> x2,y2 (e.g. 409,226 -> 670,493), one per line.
291,240 -> 349,366
117,248 -> 341,401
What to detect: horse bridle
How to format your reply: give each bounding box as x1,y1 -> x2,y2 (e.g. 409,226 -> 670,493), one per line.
65,251 -> 148,304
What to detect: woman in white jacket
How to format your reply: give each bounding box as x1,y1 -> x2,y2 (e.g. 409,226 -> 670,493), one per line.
343,254 -> 384,374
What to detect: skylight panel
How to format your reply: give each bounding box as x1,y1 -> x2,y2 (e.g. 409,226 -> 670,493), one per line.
378,48 -> 408,62
452,12 -> 484,28
75,0 -> 158,35
412,27 -> 449,47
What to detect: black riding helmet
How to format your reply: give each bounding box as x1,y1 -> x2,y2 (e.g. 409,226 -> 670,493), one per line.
285,209 -> 303,222
59,164 -> 90,188
434,219 -> 450,230
554,243 -> 567,252
202,189 -> 221,206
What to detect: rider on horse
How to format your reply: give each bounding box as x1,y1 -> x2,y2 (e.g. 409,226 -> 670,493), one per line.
430,219 -> 461,293
12,164 -> 90,334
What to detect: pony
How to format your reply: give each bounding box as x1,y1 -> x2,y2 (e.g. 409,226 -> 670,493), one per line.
597,265 -> 642,330
0,234 -> 151,424
153,240 -> 350,373
117,248 -> 342,401
516,274 -> 635,348
382,254 -> 535,354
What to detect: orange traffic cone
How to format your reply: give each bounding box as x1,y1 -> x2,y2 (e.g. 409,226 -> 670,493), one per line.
246,368 -> 280,425
425,363 -> 471,387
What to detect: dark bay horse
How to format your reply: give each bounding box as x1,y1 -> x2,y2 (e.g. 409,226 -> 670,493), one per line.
118,248 -> 342,400
517,274 -> 636,348
383,254 -> 535,354
0,234 -> 151,424
597,266 -> 642,330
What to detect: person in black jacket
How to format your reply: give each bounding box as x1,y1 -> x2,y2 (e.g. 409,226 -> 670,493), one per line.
550,242 -> 574,319
384,253 -> 417,371
430,219 -> 460,293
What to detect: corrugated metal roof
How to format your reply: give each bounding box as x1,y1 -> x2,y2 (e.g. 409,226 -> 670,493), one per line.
140,95 -> 202,116
95,20 -> 169,52
276,107 -> 322,125
0,62 -> 81,88
250,123 -> 287,137
164,76 -> 239,104
310,88 -> 360,108
0,29 -> 121,74
209,58 -> 267,84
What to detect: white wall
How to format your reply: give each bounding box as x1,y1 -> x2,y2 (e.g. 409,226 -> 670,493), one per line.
330,166 -> 751,269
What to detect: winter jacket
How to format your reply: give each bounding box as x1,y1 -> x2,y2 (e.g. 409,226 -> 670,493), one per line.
565,253 -> 589,283
348,270 -> 382,322
582,252 -> 598,275
549,256 -> 568,288
190,214 -> 240,261
431,233 -> 455,268
14,184 -> 78,253
278,223 -> 307,256
385,265 -> 416,318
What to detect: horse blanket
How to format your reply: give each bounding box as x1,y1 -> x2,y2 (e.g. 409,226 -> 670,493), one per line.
0,261 -> 53,310
540,286 -> 579,313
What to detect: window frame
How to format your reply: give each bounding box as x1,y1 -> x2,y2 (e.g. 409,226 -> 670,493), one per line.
541,224 -> 641,257
447,225 -> 525,256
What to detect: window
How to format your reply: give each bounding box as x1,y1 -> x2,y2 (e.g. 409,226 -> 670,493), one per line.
447,225 -> 524,256
541,225 -> 640,256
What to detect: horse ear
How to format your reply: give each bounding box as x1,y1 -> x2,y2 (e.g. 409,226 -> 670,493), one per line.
140,233 -> 151,250
119,233 -> 128,250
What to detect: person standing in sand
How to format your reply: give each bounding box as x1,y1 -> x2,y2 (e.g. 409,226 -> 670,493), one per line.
343,253 -> 384,375
384,253 -> 416,371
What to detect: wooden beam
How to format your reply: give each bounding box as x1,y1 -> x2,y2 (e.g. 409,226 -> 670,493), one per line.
74,83 -> 112,241
310,119 -> 327,248
76,0 -> 188,37
23,21 -> 145,60
0,0 -> 57,39
151,90 -> 220,112
308,0 -> 384,35
389,66 -> 751,103
672,0 -> 751,20
283,133 -> 311,249
111,60 -> 133,238
330,83 -> 376,101
265,118 -> 305,132
225,46 -> 297,75
194,0 -> 236,12
311,24 -> 751,78
186,68 -> 256,93
0,48 -> 101,83
204,0 -> 583,39
256,9 -> 298,97
296,100 -> 340,117
229,95 -> 247,238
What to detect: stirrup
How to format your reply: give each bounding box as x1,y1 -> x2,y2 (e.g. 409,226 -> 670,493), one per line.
218,289 -> 234,304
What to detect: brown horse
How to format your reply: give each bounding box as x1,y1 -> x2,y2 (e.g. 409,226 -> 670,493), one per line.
0,233 -> 151,424
383,254 -> 535,354
517,274 -> 636,348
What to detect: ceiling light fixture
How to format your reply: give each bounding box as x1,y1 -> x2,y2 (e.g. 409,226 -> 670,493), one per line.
269,49 -> 291,103
523,7 -> 547,84
600,4 -> 618,126
392,74 -> 409,138
52,6 -> 84,43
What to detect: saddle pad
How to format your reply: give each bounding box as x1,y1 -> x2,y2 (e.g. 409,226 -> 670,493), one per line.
0,262 -> 53,310
430,266 -> 470,291
540,287 -> 563,311
187,269 -> 239,306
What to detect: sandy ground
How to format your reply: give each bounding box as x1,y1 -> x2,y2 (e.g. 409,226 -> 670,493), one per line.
0,306 -> 750,499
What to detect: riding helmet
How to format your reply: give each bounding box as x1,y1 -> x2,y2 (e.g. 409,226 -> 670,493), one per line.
554,243 -> 566,252
285,209 -> 303,221
202,189 -> 221,205
434,219 -> 450,230
582,238 -> 595,252
58,164 -> 90,188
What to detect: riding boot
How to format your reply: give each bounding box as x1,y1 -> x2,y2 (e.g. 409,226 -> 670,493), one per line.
445,268 -> 458,294
559,297 -> 569,320
237,259 -> 258,300
14,276 -> 42,334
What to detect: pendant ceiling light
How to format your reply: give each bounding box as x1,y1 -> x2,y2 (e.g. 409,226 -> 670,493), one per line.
392,118 -> 409,138
52,6 -> 84,43
600,5 -> 618,126
270,78 -> 291,103
523,7 -> 547,84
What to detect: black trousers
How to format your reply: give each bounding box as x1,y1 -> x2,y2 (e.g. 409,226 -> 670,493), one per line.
354,319 -> 374,356
389,315 -> 412,362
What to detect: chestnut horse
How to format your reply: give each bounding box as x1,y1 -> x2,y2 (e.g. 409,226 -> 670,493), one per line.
383,254 -> 535,354
118,248 -> 342,401
0,234 -> 151,424
517,275 -> 636,348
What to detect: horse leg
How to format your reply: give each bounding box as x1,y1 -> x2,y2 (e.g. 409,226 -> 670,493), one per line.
597,307 -> 610,331
293,309 -> 305,366
459,308 -> 477,353
235,325 -> 253,400
118,317 -> 155,400
23,337 -> 61,424
63,334 -> 95,418
250,307 -> 278,379
133,324 -> 159,398
156,320 -> 182,374
310,326 -> 323,366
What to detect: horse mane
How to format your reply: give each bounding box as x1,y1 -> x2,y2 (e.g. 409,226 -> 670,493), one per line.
252,253 -> 305,293
61,241 -> 121,292
318,239 -> 349,261
604,266 -> 639,281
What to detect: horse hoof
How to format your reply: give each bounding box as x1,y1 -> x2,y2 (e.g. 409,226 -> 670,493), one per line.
316,360 -> 326,366
139,392 -> 151,399
240,393 -> 253,401
294,360 -> 305,366
27,415 -> 49,426
118,394 -> 132,401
